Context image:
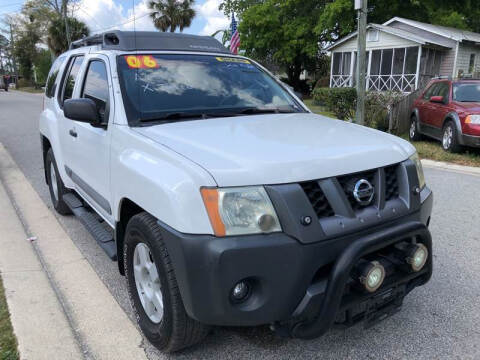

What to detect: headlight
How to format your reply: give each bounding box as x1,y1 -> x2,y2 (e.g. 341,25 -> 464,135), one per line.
201,187 -> 282,236
465,115 -> 480,125
409,152 -> 426,189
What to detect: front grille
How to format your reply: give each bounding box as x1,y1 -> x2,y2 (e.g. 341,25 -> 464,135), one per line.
384,165 -> 399,201
300,163 -> 402,220
300,181 -> 335,218
337,170 -> 377,212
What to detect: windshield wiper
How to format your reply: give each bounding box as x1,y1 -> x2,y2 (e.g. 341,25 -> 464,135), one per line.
139,112 -> 208,123
139,107 -> 299,124
237,107 -> 297,115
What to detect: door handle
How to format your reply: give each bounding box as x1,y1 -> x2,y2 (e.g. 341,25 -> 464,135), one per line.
69,129 -> 78,138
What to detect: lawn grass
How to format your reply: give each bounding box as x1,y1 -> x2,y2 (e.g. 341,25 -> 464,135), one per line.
0,276 -> 18,360
406,136 -> 480,167
303,99 -> 336,118
14,87 -> 44,94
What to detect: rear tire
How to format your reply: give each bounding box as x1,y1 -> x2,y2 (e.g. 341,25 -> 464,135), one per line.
409,115 -> 422,141
124,212 -> 209,353
45,149 -> 71,215
442,121 -> 461,153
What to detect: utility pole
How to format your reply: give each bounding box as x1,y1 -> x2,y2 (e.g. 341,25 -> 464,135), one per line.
8,23 -> 18,86
355,0 -> 367,125
62,0 -> 72,47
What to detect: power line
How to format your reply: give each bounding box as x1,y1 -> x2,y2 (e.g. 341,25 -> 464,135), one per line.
92,12 -> 150,33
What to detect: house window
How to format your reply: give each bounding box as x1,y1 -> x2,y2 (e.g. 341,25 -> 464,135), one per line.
370,50 -> 382,75
367,29 -> 379,42
332,52 -> 352,75
367,47 -> 419,92
405,47 -> 419,74
469,54 -> 476,74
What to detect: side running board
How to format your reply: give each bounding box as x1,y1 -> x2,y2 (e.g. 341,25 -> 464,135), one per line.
63,193 -> 117,261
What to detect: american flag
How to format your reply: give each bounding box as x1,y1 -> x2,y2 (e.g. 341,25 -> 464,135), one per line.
230,13 -> 240,55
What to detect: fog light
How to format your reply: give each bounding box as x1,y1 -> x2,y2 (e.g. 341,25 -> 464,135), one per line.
359,261 -> 385,293
231,281 -> 250,302
406,244 -> 428,272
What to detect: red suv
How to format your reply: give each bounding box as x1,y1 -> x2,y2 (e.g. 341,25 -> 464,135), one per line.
410,78 -> 480,152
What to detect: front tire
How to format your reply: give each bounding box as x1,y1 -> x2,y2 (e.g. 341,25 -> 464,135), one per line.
45,149 -> 71,215
124,213 -> 209,353
442,121 -> 461,153
409,115 -> 422,141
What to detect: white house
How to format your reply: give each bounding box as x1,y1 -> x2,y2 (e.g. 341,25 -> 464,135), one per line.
327,17 -> 480,93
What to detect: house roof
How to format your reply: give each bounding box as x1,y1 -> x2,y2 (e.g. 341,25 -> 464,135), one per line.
383,17 -> 480,44
326,23 -> 451,51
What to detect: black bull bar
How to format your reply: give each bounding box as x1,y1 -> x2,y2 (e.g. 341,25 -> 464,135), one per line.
286,221 -> 432,339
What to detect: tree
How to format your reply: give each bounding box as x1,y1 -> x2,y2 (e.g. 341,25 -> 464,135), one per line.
47,16 -> 89,56
14,17 -> 40,82
34,49 -> 52,85
211,29 -> 231,46
219,0 -> 262,17
238,0 -> 323,91
0,34 -> 9,73
148,0 -> 196,33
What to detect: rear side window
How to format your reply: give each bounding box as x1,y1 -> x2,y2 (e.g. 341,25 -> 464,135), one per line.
81,60 -> 110,123
59,55 -> 84,107
45,56 -> 66,98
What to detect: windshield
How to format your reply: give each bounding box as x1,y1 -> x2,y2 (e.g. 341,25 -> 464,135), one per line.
117,54 -> 304,124
453,82 -> 480,102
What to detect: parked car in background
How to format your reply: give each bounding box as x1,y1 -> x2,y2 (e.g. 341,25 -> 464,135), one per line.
410,78 -> 480,152
0,75 -> 9,91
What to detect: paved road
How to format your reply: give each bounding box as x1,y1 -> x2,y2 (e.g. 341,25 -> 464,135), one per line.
1,90 -> 479,359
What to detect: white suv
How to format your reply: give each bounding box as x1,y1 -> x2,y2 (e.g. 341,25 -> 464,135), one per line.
39,31 -> 433,352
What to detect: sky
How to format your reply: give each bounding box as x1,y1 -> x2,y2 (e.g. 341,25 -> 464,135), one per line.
0,0 -> 231,37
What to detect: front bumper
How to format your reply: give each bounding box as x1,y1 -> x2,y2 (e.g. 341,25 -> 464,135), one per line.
461,133 -> 480,147
160,188 -> 433,335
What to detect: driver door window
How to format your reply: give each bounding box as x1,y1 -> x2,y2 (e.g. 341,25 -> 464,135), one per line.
81,60 -> 110,125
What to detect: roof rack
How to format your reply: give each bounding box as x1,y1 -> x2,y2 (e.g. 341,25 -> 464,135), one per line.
70,30 -> 230,54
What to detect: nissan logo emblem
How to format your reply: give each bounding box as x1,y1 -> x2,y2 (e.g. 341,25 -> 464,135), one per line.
353,179 -> 374,206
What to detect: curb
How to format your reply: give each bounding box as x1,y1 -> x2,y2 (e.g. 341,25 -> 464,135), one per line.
421,159 -> 480,177
0,143 -> 148,360
0,178 -> 84,359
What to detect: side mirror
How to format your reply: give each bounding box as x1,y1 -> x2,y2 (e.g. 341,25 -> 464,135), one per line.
430,95 -> 444,103
294,91 -> 304,100
64,98 -> 100,125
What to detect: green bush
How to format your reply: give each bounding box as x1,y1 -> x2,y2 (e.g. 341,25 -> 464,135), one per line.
312,87 -> 356,120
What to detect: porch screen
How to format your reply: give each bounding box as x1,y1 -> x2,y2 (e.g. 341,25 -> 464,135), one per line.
368,47 -> 419,92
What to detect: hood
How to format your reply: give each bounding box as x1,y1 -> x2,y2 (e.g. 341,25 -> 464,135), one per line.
453,101 -> 480,113
134,113 -> 415,187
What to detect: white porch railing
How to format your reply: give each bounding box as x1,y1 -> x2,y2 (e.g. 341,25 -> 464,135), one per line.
331,74 -> 418,93
367,74 -> 417,93
331,75 -> 353,88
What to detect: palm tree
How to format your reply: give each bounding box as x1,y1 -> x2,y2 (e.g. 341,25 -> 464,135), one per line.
47,17 -> 89,56
148,0 -> 196,33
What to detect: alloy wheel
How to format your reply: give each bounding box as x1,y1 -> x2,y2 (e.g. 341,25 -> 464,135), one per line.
133,242 -> 164,323
443,125 -> 453,150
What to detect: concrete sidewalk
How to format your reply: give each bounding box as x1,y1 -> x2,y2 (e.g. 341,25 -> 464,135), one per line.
0,143 -> 148,360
